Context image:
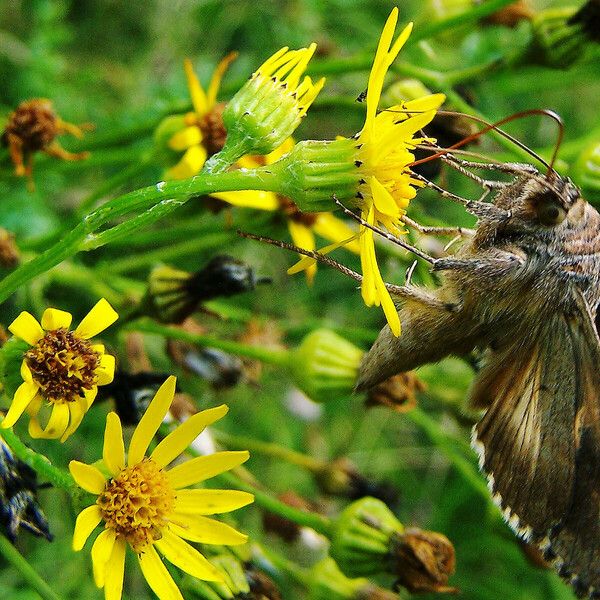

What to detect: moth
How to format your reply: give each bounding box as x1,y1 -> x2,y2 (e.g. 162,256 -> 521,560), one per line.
355,154 -> 600,598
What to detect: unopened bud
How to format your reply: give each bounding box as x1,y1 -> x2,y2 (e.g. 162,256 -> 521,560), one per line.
287,329 -> 364,403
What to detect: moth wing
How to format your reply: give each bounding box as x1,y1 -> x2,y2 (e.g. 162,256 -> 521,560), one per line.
472,291 -> 600,597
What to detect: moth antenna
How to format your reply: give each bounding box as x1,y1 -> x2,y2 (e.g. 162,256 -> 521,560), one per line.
387,106 -> 563,175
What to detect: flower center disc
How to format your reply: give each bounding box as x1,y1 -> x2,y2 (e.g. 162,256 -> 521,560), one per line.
97,458 -> 176,552
25,328 -> 100,404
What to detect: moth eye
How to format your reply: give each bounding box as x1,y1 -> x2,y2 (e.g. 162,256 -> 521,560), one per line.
536,201 -> 567,226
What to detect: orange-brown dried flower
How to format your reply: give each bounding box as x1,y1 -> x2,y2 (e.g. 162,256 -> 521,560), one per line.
366,371 -> 426,412
390,527 -> 458,594
0,228 -> 19,269
2,98 -> 90,187
484,1 -> 533,27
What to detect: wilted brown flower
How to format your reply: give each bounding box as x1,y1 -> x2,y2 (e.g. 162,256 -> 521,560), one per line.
0,229 -> 19,269
366,371 -> 426,412
2,98 -> 90,187
484,1 -> 533,27
390,527 -> 457,594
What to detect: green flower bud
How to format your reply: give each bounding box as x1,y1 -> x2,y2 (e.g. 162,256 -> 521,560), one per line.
270,138 -> 361,213
329,497 -> 403,579
530,7 -> 587,69
0,336 -> 29,399
204,45 -> 325,173
287,329 -> 364,403
330,498 -> 457,594
308,558 -> 368,600
572,140 -> 600,202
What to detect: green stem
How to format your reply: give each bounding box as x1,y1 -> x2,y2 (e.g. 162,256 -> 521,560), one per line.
76,155 -> 154,217
217,471 -> 333,538
0,428 -> 77,495
213,430 -> 324,472
97,232 -> 233,275
0,535 -> 63,600
0,167 -> 280,303
128,319 -> 290,365
255,543 -> 309,587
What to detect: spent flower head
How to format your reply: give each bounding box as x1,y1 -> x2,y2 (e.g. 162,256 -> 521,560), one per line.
1,299 -> 117,441
70,376 -> 253,600
2,98 -> 90,188
204,44 -> 325,172
162,54 -> 237,179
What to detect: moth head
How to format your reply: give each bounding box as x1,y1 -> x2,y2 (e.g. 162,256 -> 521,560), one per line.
496,173 -> 584,232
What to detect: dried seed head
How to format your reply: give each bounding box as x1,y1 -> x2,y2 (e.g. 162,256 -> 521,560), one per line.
2,99 -> 58,153
197,102 -> 228,156
390,527 -> 457,594
0,229 -> 20,269
365,371 -> 426,412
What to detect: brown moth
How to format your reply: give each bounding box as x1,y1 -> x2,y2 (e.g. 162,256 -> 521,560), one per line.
356,162 -> 600,598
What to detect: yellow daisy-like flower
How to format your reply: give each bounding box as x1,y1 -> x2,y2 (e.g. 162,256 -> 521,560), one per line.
70,376 -> 253,600
215,139 -> 360,284
166,53 -> 237,180
352,8 -> 445,336
1,298 -> 118,442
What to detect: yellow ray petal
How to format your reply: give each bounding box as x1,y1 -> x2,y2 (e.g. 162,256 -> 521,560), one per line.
1,381 -> 38,428
138,544 -> 184,600
211,190 -> 278,210
312,213 -> 360,254
41,307 -> 72,330
168,126 -> 202,152
69,460 -> 107,494
103,412 -> 125,476
20,361 -> 33,383
128,376 -> 176,466
165,145 -> 208,180
174,489 -> 254,515
169,515 -> 247,545
287,220 -> 316,284
96,353 -> 115,386
8,312 -> 44,345
72,505 -> 102,551
166,451 -> 249,489
91,529 -> 116,588
184,58 -> 208,117
155,529 -> 223,582
207,51 -> 238,109
104,538 -> 126,600
370,176 -> 399,218
28,402 -> 70,440
60,396 -> 89,442
287,233 -> 360,275
151,405 -> 228,468
75,299 -> 118,339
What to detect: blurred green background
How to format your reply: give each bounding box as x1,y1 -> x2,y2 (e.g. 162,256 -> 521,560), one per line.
0,0 -> 599,599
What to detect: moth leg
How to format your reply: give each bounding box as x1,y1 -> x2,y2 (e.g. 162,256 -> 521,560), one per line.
401,215 -> 475,237
433,252 -> 524,274
333,198 -> 436,264
442,156 -> 508,189
412,173 -> 512,221
444,157 -> 539,176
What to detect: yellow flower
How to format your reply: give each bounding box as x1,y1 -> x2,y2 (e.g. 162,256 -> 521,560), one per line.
215,139 -> 360,283
1,298 -> 118,441
353,9 -> 444,336
70,376 -> 253,600
165,53 -> 237,179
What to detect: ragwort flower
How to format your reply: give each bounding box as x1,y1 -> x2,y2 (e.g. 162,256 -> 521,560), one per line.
1,298 -> 117,441
353,9 -> 444,336
165,54 -> 238,179
70,376 -> 253,600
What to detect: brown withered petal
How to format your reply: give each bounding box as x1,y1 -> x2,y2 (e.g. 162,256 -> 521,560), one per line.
390,527 -> 457,594
366,372 -> 426,412
0,229 -> 20,268
483,1 -> 533,27
198,101 -> 228,157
